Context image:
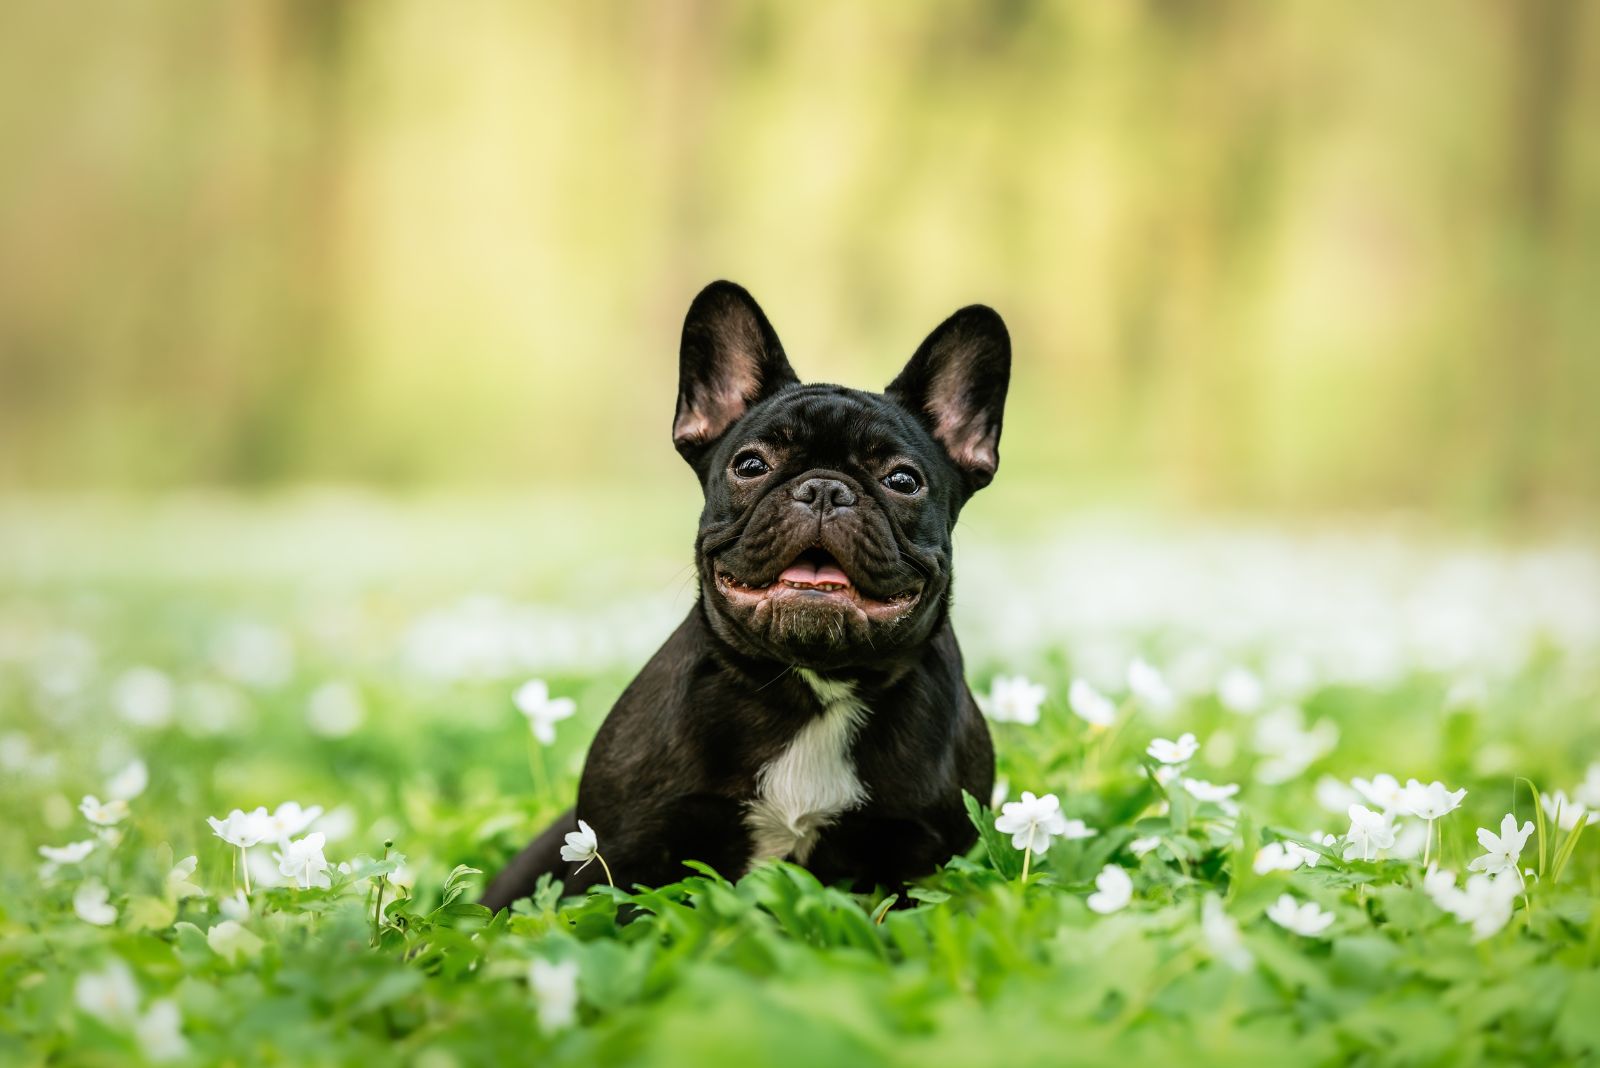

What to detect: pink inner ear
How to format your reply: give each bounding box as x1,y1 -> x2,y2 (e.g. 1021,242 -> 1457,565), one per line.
674,360 -> 761,446
926,361 -> 997,476
951,430 -> 998,476
937,411 -> 998,476
672,412 -> 715,446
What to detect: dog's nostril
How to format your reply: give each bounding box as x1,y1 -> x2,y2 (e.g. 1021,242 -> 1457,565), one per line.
792,477 -> 856,512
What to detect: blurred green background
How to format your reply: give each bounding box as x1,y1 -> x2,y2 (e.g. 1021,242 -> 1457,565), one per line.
1,1 -> 1597,521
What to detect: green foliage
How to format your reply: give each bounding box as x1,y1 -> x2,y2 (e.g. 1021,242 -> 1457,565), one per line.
1,514 -> 1598,1066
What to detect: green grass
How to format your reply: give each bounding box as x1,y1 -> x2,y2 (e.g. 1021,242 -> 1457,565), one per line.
2,498 -> 1598,1067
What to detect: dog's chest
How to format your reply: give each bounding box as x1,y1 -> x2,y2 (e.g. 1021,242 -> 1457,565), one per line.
744,669 -> 870,865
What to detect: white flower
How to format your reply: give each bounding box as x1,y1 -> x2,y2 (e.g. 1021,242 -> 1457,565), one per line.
113,667 -> 175,729
314,805 -> 359,843
1454,874 -> 1521,941
1344,804 -> 1397,861
1540,790 -> 1598,831
212,621 -> 294,688
1468,813 -> 1535,878
74,960 -> 140,1024
980,675 -> 1047,726
389,862 -> 416,892
1265,893 -> 1334,937
515,679 -> 577,744
1390,820 -> 1430,860
1147,733 -> 1199,765
168,855 -> 205,900
265,801 -> 323,845
105,759 -> 148,802
207,920 -> 264,963
1128,836 -> 1161,858
1252,842 -> 1304,875
1217,668 -> 1264,714
993,791 -> 1071,854
1086,865 -> 1133,914
1422,863 -> 1460,908
275,832 -> 331,889
1289,834 -> 1332,867
79,795 -> 129,827
134,999 -> 188,1062
247,848 -> 284,889
74,880 -> 118,926
306,681 -> 365,738
0,731 -> 55,778
989,775 -> 1010,810
1068,679 -> 1116,727
1576,763 -> 1600,810
1351,774 -> 1406,813
1060,818 -> 1098,841
180,680 -> 250,736
1181,778 -> 1240,803
560,820 -> 600,872
1398,779 -> 1467,820
1127,658 -> 1175,714
1314,775 -> 1362,814
1201,896 -> 1253,972
1425,866 -> 1520,941
1251,706 -> 1338,784
528,958 -> 580,1033
39,840 -> 96,865
219,889 -> 251,922
207,807 -> 271,848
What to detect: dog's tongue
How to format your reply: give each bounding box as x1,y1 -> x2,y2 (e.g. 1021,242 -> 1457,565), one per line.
779,558 -> 852,587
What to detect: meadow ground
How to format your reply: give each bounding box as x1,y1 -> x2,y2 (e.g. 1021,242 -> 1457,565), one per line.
2,495 -> 1598,1067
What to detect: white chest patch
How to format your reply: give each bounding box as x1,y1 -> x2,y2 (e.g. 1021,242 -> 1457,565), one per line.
744,669 -> 871,865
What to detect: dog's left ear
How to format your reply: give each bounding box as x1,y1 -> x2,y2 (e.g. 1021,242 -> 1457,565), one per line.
674,281 -> 800,474
886,305 -> 1011,493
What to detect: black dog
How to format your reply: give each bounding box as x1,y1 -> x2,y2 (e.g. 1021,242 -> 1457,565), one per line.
482,281 -> 1008,909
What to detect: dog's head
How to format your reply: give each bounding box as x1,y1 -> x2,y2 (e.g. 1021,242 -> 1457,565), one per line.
673,281 -> 1011,669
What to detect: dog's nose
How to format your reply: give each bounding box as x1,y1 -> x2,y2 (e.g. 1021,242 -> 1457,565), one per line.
791,477 -> 857,513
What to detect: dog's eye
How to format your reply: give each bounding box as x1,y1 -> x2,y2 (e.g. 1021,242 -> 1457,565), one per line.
733,453 -> 770,479
883,468 -> 921,495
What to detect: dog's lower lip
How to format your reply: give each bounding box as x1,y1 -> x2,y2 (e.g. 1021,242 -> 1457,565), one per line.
714,569 -> 919,606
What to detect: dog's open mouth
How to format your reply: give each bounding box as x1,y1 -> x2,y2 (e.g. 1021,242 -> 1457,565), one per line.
715,547 -> 920,617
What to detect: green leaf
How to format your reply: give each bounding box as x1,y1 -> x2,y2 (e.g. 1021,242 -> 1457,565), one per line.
905,887 -> 951,905
349,970 -> 424,1016
1551,817 -> 1589,884
124,895 -> 176,931
439,863 -> 484,908
342,853 -> 407,883
1555,970 -> 1600,1056
962,789 -> 1021,880
1517,776 -> 1547,876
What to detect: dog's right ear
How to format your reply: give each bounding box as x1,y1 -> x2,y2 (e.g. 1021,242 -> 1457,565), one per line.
673,281 -> 799,473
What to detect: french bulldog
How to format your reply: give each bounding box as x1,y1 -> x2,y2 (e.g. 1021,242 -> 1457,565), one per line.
481,281 -> 1009,910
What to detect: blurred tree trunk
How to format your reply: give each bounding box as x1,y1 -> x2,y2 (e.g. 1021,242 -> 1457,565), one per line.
1494,0 -> 1578,514
225,1 -> 349,483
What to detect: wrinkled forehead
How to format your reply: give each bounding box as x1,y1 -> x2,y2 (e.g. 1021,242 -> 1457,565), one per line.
732,385 -> 933,467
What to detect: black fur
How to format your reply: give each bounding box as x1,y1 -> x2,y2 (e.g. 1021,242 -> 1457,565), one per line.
481,281 -> 1010,909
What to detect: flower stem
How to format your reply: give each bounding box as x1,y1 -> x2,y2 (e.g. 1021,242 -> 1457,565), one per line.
240,847 -> 252,896
595,851 -> 615,888
1424,819 -> 1434,867
1020,846 -> 1033,883
527,735 -> 550,803
372,839 -> 391,946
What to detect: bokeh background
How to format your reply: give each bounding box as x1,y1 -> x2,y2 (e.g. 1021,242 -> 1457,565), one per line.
3,0 -> 1598,521
3,10 -> 1600,1062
